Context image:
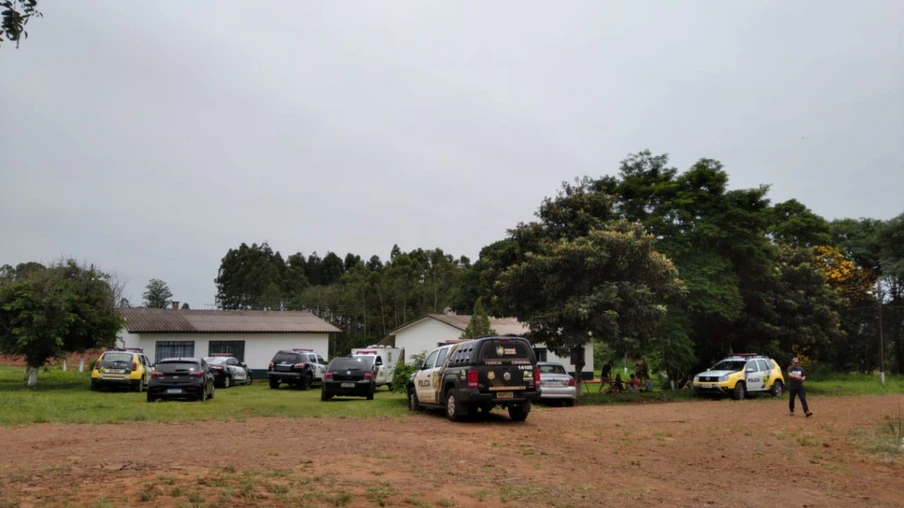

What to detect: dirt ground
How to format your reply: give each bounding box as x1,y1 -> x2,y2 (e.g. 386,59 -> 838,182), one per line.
1,394 -> 903,508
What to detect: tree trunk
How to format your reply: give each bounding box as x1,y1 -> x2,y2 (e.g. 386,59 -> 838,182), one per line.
25,365 -> 38,387
572,346 -> 585,398
79,355 -> 85,373
62,358 -> 68,371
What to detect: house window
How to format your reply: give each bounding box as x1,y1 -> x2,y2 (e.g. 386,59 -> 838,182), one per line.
209,340 -> 246,362
533,347 -> 548,362
155,341 -> 194,361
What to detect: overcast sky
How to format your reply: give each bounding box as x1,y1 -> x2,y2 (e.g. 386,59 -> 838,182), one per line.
1,1 -> 902,308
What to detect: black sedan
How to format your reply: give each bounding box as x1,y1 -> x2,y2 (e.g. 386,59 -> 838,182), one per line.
321,356 -> 376,401
203,355 -> 253,388
147,357 -> 215,402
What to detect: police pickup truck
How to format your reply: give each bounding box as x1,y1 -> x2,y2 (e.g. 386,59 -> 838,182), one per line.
406,335 -> 540,422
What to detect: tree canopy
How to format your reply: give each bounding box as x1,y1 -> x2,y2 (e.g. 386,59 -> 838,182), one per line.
1,0 -> 41,48
142,279 -> 173,309
0,260 -> 124,386
460,298 -> 496,339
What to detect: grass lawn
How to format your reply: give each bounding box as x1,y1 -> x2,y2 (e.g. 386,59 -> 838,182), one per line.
2,364 -> 901,426
0,364 -> 409,426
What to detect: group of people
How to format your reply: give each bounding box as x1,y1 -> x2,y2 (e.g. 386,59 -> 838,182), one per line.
597,358 -> 653,394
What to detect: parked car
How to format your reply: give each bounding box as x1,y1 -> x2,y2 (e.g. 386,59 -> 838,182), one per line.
350,346 -> 404,388
90,347 -> 152,392
537,362 -> 576,406
267,349 -> 328,390
147,357 -> 215,402
321,356 -> 376,401
692,353 -> 785,400
407,335 -> 541,422
203,354 -> 253,388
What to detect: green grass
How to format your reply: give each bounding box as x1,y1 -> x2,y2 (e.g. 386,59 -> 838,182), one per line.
0,364 -> 408,426
805,372 -> 904,396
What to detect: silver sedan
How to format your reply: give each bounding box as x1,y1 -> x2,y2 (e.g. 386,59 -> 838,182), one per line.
537,362 -> 576,407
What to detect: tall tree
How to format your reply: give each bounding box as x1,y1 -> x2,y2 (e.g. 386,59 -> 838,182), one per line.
1,0 -> 42,48
142,278 -> 173,309
0,260 -> 123,386
489,179 -> 686,392
215,242 -> 286,309
460,298 -> 496,339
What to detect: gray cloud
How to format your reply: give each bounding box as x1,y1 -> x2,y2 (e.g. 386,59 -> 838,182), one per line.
2,1 -> 902,307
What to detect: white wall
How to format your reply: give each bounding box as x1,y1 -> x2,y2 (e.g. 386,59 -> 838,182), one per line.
116,329 -> 329,370
394,318 -> 464,361
393,319 -> 593,375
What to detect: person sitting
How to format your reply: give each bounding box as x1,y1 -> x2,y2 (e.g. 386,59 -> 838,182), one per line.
642,378 -> 654,392
626,373 -> 641,393
606,373 -> 625,394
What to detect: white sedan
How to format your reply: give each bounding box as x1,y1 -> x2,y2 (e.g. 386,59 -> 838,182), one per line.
537,362 -> 576,407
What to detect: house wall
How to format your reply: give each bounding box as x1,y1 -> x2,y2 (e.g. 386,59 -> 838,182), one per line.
393,318 -> 594,376
117,329 -> 330,370
393,318 -> 465,360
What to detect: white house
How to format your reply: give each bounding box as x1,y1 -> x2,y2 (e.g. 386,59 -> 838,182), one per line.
117,308 -> 341,373
384,313 -> 594,378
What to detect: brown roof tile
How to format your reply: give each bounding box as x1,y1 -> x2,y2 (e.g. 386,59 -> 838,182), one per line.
119,308 -> 342,334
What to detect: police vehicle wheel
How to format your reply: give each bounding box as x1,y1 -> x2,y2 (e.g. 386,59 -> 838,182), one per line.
407,388 -> 421,412
223,376 -> 231,389
732,382 -> 746,400
771,381 -> 783,398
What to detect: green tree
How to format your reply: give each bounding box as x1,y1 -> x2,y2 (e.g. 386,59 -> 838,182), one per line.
180,302 -> 190,310
215,242 -> 286,309
142,278 -> 173,309
1,0 -> 42,48
489,179 -> 686,393
460,298 -> 496,339
766,199 -> 833,248
0,260 -> 123,386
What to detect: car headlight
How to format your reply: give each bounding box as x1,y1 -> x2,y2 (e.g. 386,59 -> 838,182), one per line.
719,374 -> 730,382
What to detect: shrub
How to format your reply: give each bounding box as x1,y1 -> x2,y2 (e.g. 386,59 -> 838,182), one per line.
390,352 -> 425,393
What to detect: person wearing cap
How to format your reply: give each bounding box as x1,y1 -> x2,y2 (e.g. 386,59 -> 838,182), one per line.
787,357 -> 812,417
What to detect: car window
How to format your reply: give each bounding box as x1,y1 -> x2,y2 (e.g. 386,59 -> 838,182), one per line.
101,353 -> 133,363
434,349 -> 447,367
272,352 -> 300,363
329,357 -> 370,370
317,355 -> 327,365
374,355 -> 384,366
423,350 -> 440,369
479,340 -> 532,361
156,362 -> 202,373
765,359 -> 775,370
540,364 -> 566,374
756,360 -> 769,371
711,360 -> 745,371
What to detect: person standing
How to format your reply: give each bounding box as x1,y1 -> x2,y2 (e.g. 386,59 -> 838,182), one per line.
787,357 -> 812,417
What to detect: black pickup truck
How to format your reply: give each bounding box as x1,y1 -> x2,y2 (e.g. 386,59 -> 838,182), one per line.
406,335 -> 540,422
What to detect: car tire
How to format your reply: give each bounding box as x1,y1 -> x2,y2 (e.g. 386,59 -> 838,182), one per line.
508,402 -> 531,422
209,384 -> 215,400
445,390 -> 467,422
407,388 -> 421,412
90,379 -> 98,391
771,381 -> 784,398
246,372 -> 253,385
269,378 -> 279,389
223,376 -> 231,389
132,379 -> 143,393
146,393 -> 155,403
301,374 -> 313,391
321,390 -> 331,401
732,382 -> 746,400
366,384 -> 374,400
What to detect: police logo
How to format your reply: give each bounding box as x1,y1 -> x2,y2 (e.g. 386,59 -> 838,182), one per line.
487,371 -> 496,380
496,346 -> 505,356
503,372 -> 511,381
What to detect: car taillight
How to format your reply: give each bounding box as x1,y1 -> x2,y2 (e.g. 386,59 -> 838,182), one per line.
131,362 -> 138,371
151,371 -> 164,378
294,363 -> 307,369
268,362 -> 274,371
364,371 -> 373,380
467,369 -> 479,388
189,371 -> 204,378
533,369 -> 541,386
324,371 -> 333,380
211,365 -> 223,370
568,377 -> 575,387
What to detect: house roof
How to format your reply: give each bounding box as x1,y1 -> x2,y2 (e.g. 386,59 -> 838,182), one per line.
119,308 -> 342,334
390,314 -> 530,337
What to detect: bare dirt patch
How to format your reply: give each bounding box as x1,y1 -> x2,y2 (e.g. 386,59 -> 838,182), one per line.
1,394 -> 902,507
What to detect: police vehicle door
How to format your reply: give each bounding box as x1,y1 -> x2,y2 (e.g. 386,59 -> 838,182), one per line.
415,348 -> 446,404
744,360 -> 765,392
373,355 -> 387,385
227,358 -> 246,382
315,354 -> 328,381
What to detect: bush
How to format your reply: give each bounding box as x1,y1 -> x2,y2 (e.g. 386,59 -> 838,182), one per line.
390,352 -> 425,393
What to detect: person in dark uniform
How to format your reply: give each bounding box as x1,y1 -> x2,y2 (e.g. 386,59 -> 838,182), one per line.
598,361 -> 614,393
787,357 -> 812,417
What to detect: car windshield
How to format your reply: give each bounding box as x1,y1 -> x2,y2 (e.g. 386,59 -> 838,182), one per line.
479,340 -> 532,361
710,360 -> 746,372
156,362 -> 202,373
539,364 -> 566,375
330,358 -> 370,370
100,353 -> 132,363
204,357 -> 226,365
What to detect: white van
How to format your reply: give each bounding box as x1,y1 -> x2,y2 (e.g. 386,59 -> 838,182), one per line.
350,346 -> 404,388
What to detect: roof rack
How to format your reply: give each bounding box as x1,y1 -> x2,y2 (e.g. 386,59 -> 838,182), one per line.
291,348 -> 314,352
210,352 -> 234,357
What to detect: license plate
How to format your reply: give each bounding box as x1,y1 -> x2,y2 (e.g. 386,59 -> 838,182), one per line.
166,388 -> 182,394
341,383 -> 355,388
700,384 -> 713,389
107,369 -> 124,374
497,391 -> 514,399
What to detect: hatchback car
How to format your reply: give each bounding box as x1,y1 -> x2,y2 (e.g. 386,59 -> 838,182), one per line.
692,353 -> 785,400
90,347 -> 152,392
321,356 -> 376,401
537,362 -> 577,406
147,357 -> 215,402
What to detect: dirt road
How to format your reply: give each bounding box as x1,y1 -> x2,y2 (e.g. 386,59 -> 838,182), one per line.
1,394 -> 902,507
